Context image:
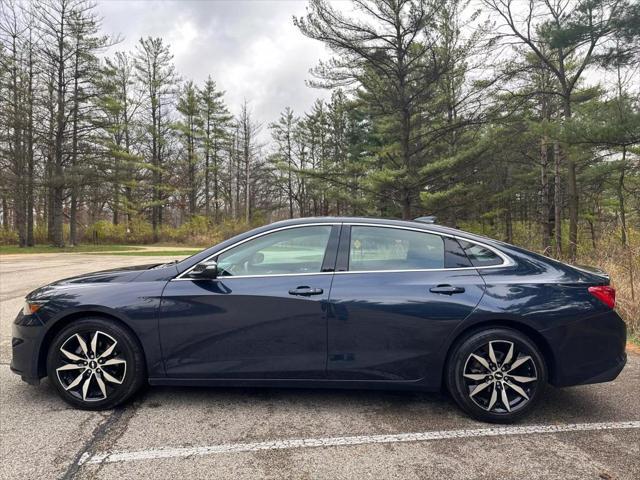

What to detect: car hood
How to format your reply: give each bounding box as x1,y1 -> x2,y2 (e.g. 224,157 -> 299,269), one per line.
55,263 -> 160,284
26,264 -> 161,300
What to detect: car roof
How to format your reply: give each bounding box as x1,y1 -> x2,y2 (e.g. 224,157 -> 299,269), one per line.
265,216 -> 498,244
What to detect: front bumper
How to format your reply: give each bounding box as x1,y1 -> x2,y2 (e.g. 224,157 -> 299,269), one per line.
542,309 -> 628,387
10,313 -> 45,385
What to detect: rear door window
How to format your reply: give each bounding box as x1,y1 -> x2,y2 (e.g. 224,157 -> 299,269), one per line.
348,226 -> 444,271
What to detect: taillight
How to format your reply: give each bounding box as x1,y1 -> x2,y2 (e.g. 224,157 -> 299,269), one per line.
588,286 -> 616,309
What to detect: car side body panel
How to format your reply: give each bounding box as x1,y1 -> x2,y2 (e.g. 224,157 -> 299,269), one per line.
158,274 -> 334,379
327,269 -> 485,386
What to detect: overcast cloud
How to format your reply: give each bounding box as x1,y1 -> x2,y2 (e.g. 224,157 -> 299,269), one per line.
97,0 -> 332,128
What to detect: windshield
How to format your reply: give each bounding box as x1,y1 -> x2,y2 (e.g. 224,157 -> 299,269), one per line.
152,248 -> 206,269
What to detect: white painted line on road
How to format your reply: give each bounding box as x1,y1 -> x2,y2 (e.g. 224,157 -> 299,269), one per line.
79,420 -> 640,465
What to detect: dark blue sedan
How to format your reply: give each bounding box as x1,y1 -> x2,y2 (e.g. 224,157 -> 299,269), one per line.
11,217 -> 626,422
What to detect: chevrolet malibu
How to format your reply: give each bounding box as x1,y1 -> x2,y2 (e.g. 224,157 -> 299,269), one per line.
11,217 -> 627,423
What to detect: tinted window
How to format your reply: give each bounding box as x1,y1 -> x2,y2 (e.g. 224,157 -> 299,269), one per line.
217,226 -> 332,276
444,237 -> 473,268
349,226 -> 444,271
459,240 -> 504,267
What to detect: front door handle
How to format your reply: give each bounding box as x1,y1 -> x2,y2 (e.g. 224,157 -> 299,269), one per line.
429,284 -> 465,295
289,286 -> 324,296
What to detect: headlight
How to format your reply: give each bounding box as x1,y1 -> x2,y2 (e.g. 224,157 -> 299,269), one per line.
23,300 -> 47,316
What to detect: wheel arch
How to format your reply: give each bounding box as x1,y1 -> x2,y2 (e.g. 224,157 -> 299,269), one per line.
442,319 -> 556,388
37,310 -> 147,378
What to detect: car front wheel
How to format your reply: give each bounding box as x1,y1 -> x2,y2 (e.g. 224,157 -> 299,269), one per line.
446,328 -> 547,423
47,318 -> 145,410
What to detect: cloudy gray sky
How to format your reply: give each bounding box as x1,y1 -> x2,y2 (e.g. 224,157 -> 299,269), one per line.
97,0 -> 333,126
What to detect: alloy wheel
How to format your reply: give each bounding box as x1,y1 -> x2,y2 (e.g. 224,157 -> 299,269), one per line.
462,340 -> 538,414
55,330 -> 127,402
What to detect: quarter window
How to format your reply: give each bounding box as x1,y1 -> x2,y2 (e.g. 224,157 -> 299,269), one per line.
348,226 -> 444,271
458,240 -> 504,267
216,226 -> 332,276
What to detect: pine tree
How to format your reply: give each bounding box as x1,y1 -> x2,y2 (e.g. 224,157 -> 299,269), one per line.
199,76 -> 231,222
134,36 -> 178,241
175,80 -> 201,218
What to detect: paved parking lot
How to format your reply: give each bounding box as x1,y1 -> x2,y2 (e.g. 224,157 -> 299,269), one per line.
1,254 -> 639,479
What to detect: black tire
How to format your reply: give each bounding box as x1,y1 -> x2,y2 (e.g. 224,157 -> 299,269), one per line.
446,328 -> 547,423
47,317 -> 146,410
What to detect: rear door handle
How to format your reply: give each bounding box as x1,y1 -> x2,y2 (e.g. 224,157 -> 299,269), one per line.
289,286 -> 324,296
429,284 -> 465,295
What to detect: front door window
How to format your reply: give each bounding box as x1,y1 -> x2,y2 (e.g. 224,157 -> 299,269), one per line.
217,225 -> 333,277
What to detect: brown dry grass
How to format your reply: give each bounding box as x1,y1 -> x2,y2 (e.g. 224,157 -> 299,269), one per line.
573,230 -> 639,336
541,229 -> 640,337
627,341 -> 640,354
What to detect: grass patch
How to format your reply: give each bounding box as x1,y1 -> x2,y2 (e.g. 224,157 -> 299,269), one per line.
90,250 -> 201,257
0,244 -> 203,256
0,244 -> 145,254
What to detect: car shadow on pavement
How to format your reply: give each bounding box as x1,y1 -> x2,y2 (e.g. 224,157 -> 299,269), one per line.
18,375 -> 634,428
131,383 -> 630,427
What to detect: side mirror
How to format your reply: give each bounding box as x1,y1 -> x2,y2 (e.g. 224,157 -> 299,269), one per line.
190,260 -> 218,279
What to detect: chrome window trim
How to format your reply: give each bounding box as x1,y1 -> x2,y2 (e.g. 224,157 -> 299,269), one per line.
173,221 -> 515,281
174,223 -> 338,281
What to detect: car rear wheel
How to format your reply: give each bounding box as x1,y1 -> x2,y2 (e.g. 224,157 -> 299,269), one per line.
446,328 -> 546,423
47,318 -> 145,410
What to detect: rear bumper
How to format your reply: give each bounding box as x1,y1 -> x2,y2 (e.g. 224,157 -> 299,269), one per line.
571,351 -> 626,384
542,309 -> 627,387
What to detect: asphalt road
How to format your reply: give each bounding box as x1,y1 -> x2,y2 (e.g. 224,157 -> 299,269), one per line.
1,254 -> 639,480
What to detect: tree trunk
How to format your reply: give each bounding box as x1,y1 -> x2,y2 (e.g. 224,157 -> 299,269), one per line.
553,140 -> 562,257
213,143 -> 219,223
70,43 -> 80,246
26,131 -> 34,247
2,197 -> 9,229
566,158 -> 578,259
564,100 -> 578,260
158,98 -> 165,231
287,129 -> 294,219
10,31 -> 26,247
46,157 -> 54,242
618,148 -> 627,246
234,134 -> 240,220
540,137 -> 551,253
401,194 -> 411,220
505,203 -> 513,243
123,74 -> 132,227
52,6 -> 67,247
45,67 -> 55,243
113,150 -> 120,225
70,195 -> 78,245
588,218 -> 596,249
244,128 -> 250,223
151,94 -> 159,242
52,178 -> 64,247
26,30 -> 35,247
204,120 -> 210,219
